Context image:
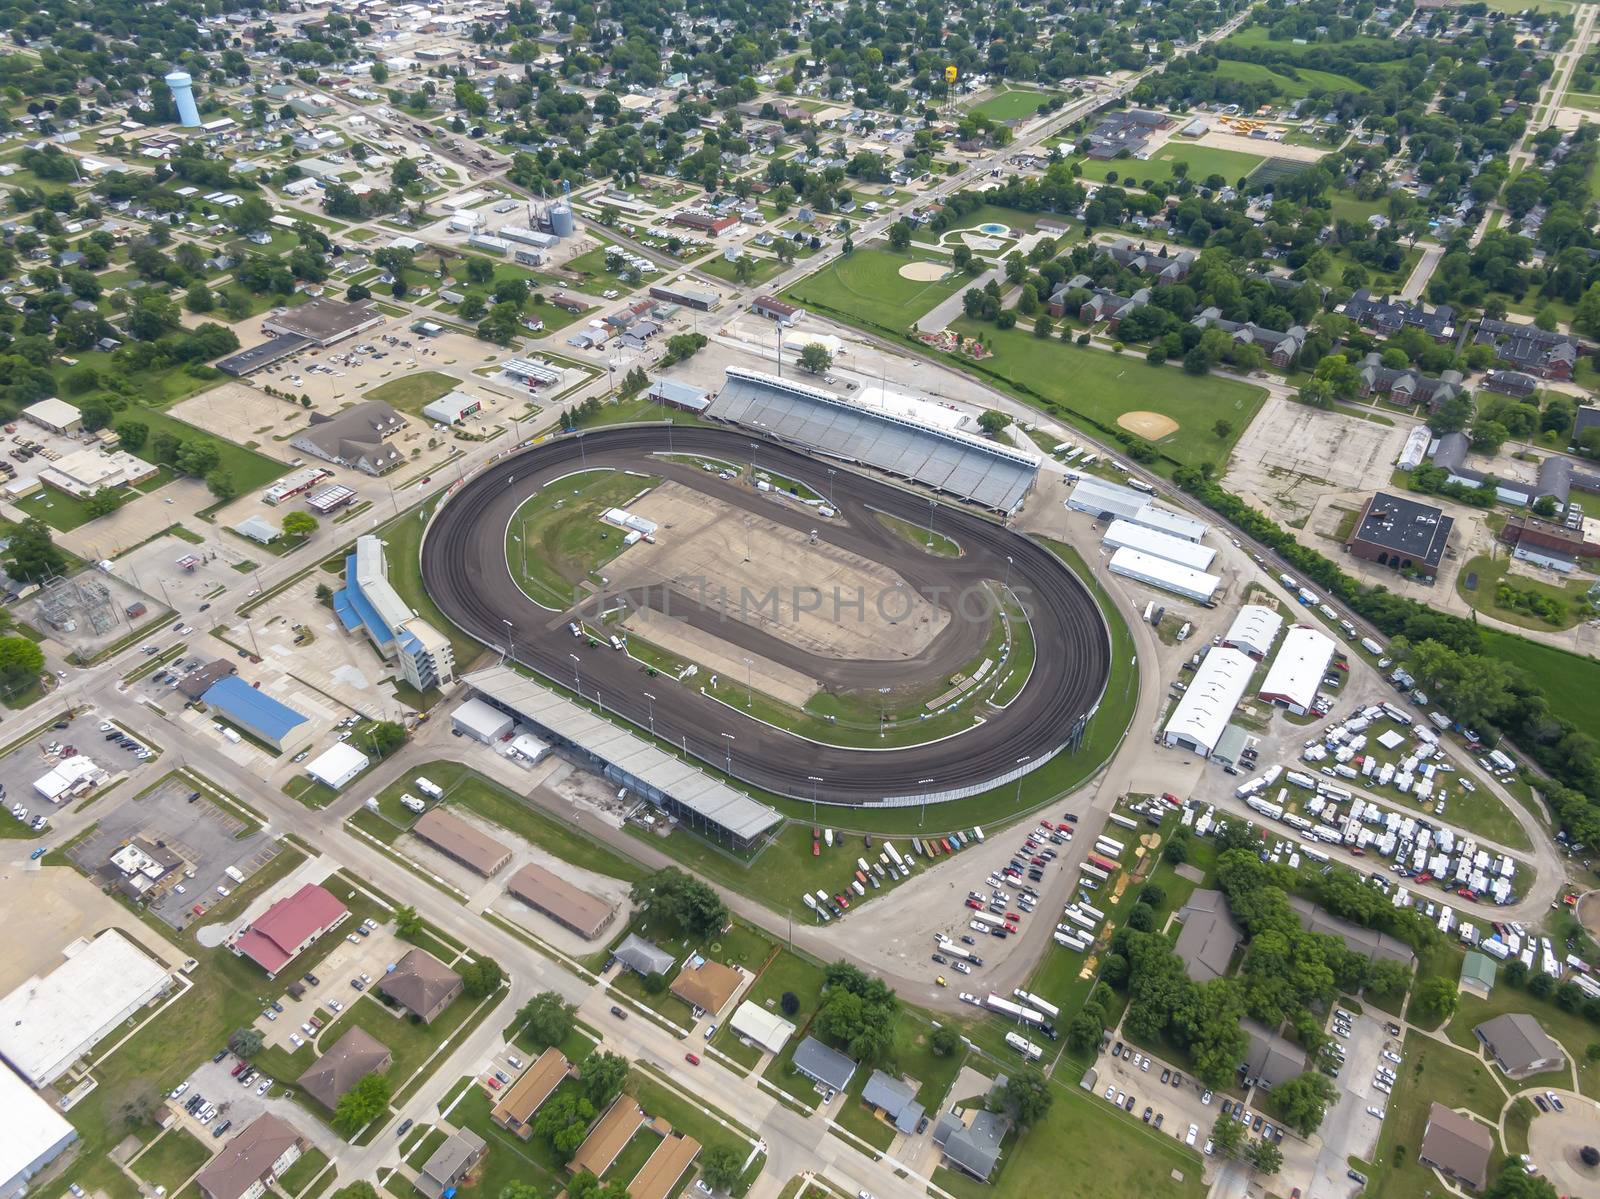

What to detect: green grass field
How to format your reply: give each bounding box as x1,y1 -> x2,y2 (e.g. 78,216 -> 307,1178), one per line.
1068,144 -> 1268,188
783,248 -> 966,334
1478,627 -> 1600,744
365,371 -> 462,416
948,321 -> 1265,474
1212,59 -> 1368,97
130,1128 -> 212,1192
1457,552 -> 1593,632
699,253 -> 788,286
505,468 -> 662,609
968,88 -> 1061,121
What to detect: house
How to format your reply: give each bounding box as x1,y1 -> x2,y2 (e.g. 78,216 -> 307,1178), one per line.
297,1026 -> 392,1109
195,1115 -> 303,1199
1474,319 -> 1580,380
289,401 -> 406,475
860,1070 -> 925,1134
932,1106 -> 1007,1181
1418,1103 -> 1493,1190
379,949 -> 462,1024
611,933 -> 675,978
1191,308 -> 1305,367
1474,1013 -> 1565,1079
791,1036 -> 857,1093
412,1129 -> 485,1199
668,957 -> 742,1019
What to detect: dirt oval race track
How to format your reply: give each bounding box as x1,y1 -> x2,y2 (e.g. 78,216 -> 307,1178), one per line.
421,425 -> 1113,805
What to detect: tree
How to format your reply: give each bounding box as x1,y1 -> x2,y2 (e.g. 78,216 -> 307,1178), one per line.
780,992 -> 800,1017
113,1079 -> 160,1128
4,518 -> 65,581
282,511 -> 319,541
364,720 -> 407,758
1271,1072 -> 1337,1136
977,409 -> 1009,436
229,1027 -> 264,1058
460,956 -> 503,999
394,904 -> 424,939
1245,1139 -> 1282,1175
1485,1162 -> 1559,1199
519,991 -> 576,1048
565,1173 -> 629,1199
887,221 -> 911,251
798,342 -> 832,374
1413,977 -> 1459,1025
332,1072 -> 393,1136
1213,419 -> 1233,440
84,489 -> 121,519
1211,1111 -> 1243,1158
930,1026 -> 961,1057
116,421 -> 149,452
1066,1012 -> 1104,1053
1470,419 -> 1509,454
662,333 -> 708,365
629,868 -> 727,939
533,1091 -> 596,1162
698,1144 -> 745,1191
0,636 -> 45,695
579,1050 -> 629,1109
1000,1069 -> 1052,1127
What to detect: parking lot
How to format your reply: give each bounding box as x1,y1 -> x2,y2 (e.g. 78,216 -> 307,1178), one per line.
66,775 -> 280,930
166,1049 -> 341,1157
1093,1040 -> 1221,1152
254,915 -> 404,1052
1300,1008 -> 1393,1199
0,708 -> 149,836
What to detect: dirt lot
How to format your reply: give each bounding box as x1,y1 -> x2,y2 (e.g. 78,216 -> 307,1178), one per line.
612,479 -> 950,662
1224,398 -> 1409,525
622,603 -> 820,707
0,866 -> 186,994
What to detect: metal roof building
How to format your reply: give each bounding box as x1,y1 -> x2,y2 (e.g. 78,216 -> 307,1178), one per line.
1258,625 -> 1336,713
1102,519 -> 1216,571
1065,476 -> 1208,540
1107,546 -> 1220,604
462,666 -> 781,848
201,676 -> 311,752
708,368 -> 1038,513
0,1064 -> 76,1198
1162,647 -> 1254,756
729,1001 -> 795,1054
1221,605 -> 1284,660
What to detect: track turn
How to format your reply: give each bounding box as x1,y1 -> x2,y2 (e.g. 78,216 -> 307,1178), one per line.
421,425 -> 1113,805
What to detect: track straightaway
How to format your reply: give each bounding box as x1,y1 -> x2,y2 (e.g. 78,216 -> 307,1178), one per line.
421,425 -> 1113,805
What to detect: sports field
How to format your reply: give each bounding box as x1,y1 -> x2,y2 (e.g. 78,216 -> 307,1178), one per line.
968,87 -> 1060,121
783,248 -> 967,333
948,320 -> 1266,474
1069,144 -> 1266,188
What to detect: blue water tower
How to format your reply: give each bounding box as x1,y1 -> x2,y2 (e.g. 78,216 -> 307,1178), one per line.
166,70 -> 201,128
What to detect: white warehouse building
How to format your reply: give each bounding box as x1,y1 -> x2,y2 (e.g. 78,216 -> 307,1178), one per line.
1221,604 -> 1285,661
1065,476 -> 1209,542
1163,647 -> 1255,755
1102,519 -> 1216,572
0,930 -> 172,1087
0,1063 -> 76,1199
1259,625 -> 1337,715
1107,546 -> 1220,605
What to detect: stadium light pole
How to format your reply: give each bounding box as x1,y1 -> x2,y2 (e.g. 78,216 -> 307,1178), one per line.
807,775 -> 822,822
918,777 -> 934,826
502,617 -> 513,663
1014,755 -> 1031,808
743,656 -> 753,708
926,497 -> 936,550
826,468 -> 837,506
569,652 -> 581,691
577,430 -> 587,471
643,691 -> 656,736
720,732 -> 735,774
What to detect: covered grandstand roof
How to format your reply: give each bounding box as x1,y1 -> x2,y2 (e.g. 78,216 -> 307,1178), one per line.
707,368 -> 1039,512
463,666 -> 781,843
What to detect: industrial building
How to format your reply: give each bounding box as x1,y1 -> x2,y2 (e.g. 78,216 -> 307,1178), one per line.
708,368 -> 1039,513
1065,476 -> 1208,541
334,535 -> 456,690
304,743 -> 370,791
218,300 -> 385,375
506,862 -> 616,939
1101,519 -> 1216,571
1258,625 -> 1336,714
1162,647 -> 1254,756
1221,605 -> 1284,660
451,696 -> 515,743
231,883 -> 348,976
648,280 -> 722,311
421,391 -> 484,425
1106,546 -> 1220,604
1344,492 -> 1453,579
39,448 -> 159,498
413,808 -> 513,877
0,1063 -> 77,1199
21,397 -> 83,434
461,665 -> 782,849
201,676 -> 311,753
0,930 -> 172,1087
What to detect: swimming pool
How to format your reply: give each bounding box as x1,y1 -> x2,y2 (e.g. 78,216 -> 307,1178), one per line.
977,222 -> 1011,236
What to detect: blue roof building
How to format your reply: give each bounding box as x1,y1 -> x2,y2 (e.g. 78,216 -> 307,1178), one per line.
201,676 -> 311,752
333,535 -> 455,692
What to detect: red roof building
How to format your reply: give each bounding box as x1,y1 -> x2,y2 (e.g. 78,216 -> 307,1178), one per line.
231,883 -> 349,976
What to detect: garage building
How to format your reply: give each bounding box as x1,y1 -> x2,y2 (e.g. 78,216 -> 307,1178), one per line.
303,743 -> 370,791
413,808 -> 512,876
1258,625 -> 1336,714
452,696 -> 514,742
1107,546 -> 1220,605
1162,648 -> 1254,756
20,398 -> 82,434
1221,605 -> 1284,660
1101,519 -> 1216,571
506,862 -> 616,939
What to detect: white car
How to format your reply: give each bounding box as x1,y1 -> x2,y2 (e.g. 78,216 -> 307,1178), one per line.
1366,1106 -> 1386,1119
328,999 -> 343,1013
289,1033 -> 304,1048
256,1078 -> 272,1096
174,884 -> 186,895
1185,1124 -> 1198,1147
170,1082 -> 188,1099
347,933 -> 361,943
216,885 -> 231,897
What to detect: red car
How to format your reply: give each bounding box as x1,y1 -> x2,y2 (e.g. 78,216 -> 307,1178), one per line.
486,1076 -> 501,1090
1161,792 -> 1180,806
1031,856 -> 1046,866
965,898 -> 982,910
1004,912 -> 1021,924
812,839 -> 819,857
231,1061 -> 247,1077
685,1053 -> 700,1066
835,893 -> 850,909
